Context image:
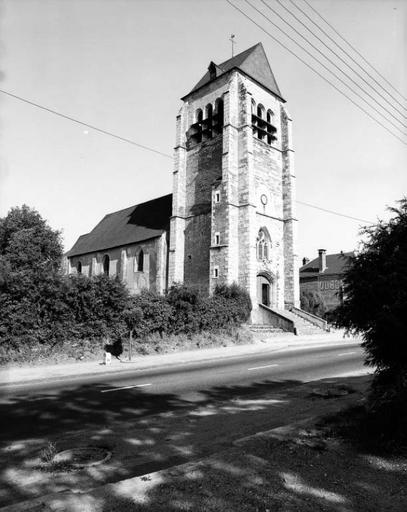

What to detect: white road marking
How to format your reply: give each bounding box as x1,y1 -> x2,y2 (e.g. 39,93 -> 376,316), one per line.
247,364 -> 279,371
101,383 -> 152,393
337,351 -> 356,357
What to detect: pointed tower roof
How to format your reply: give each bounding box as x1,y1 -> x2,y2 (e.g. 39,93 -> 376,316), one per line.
183,43 -> 284,101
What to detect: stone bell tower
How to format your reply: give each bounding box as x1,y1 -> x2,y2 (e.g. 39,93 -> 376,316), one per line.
168,43 -> 299,318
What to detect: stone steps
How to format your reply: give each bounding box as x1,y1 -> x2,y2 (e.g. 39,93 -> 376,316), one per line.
249,308 -> 327,336
279,309 -> 326,335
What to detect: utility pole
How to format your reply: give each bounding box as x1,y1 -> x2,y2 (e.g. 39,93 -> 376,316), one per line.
230,34 -> 236,57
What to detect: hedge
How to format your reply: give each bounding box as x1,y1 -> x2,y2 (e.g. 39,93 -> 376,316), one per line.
0,276 -> 252,356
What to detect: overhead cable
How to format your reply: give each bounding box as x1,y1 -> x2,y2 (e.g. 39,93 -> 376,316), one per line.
297,201 -> 375,224
302,0 -> 407,103
250,0 -> 406,134
0,86 -> 387,224
272,0 -> 406,120
289,0 -> 407,113
0,88 -> 173,159
226,0 -> 407,144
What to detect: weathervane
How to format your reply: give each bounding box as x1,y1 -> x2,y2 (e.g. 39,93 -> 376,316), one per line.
229,34 -> 236,57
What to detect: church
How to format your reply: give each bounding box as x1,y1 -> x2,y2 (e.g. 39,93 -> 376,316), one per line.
67,43 -> 307,328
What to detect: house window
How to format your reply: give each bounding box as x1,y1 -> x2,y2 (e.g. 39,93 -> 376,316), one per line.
136,250 -> 144,272
77,261 -> 82,274
102,255 -> 110,276
215,232 -> 220,245
213,266 -> 219,278
215,191 -> 220,203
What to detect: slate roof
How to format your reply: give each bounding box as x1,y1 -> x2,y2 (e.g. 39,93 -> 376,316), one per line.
184,43 -> 284,101
67,194 -> 172,257
300,251 -> 355,278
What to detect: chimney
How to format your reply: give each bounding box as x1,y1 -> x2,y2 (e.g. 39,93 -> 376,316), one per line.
318,249 -> 327,272
302,257 -> 310,266
208,61 -> 217,80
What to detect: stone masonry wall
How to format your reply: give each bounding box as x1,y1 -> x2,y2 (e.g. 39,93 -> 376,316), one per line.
68,234 -> 167,295
170,65 -> 298,315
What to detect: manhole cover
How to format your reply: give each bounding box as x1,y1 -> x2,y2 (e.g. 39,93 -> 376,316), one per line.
310,386 -> 355,399
53,446 -> 112,468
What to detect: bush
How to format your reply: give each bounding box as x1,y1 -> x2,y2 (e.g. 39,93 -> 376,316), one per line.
214,283 -> 252,324
166,284 -> 203,334
64,274 -> 130,341
130,290 -> 173,338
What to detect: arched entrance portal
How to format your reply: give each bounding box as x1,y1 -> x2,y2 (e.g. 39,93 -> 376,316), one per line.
257,273 -> 274,307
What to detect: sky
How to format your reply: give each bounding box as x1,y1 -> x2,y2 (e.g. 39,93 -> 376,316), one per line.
0,0 -> 406,261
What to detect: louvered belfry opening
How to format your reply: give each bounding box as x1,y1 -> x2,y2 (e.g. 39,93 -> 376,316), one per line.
251,102 -> 277,144
188,98 -> 224,146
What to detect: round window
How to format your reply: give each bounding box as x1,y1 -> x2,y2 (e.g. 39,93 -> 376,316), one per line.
260,194 -> 268,205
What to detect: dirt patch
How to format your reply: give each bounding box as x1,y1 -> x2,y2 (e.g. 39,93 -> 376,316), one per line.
17,431 -> 407,512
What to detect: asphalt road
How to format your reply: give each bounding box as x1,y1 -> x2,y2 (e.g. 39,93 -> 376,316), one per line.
2,342 -> 364,398
0,341 -> 372,506
0,342 -> 366,442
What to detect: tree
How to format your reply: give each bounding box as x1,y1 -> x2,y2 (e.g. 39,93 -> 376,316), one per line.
0,206 -> 67,345
333,199 -> 407,447
334,198 -> 407,374
0,205 -> 63,273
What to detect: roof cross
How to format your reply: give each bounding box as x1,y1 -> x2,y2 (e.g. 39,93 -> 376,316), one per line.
229,34 -> 236,57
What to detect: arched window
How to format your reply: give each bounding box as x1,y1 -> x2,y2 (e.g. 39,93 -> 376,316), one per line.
102,255 -> 110,276
256,229 -> 271,261
194,108 -> 203,143
251,99 -> 257,137
214,98 -> 224,134
137,250 -> 144,272
196,108 -> 203,123
204,103 -> 213,139
266,109 -> 276,144
257,104 -> 265,140
77,261 -> 82,274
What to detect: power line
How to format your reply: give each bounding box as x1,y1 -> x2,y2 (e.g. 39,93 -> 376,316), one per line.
226,0 -> 407,144
0,77 -> 386,225
302,0 -> 407,103
297,201 -> 375,224
273,0 -> 406,120
289,0 -> 407,113
0,88 -> 173,160
250,0 -> 407,135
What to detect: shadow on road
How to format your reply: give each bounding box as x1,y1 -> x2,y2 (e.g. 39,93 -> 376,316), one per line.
1,374 -> 402,511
